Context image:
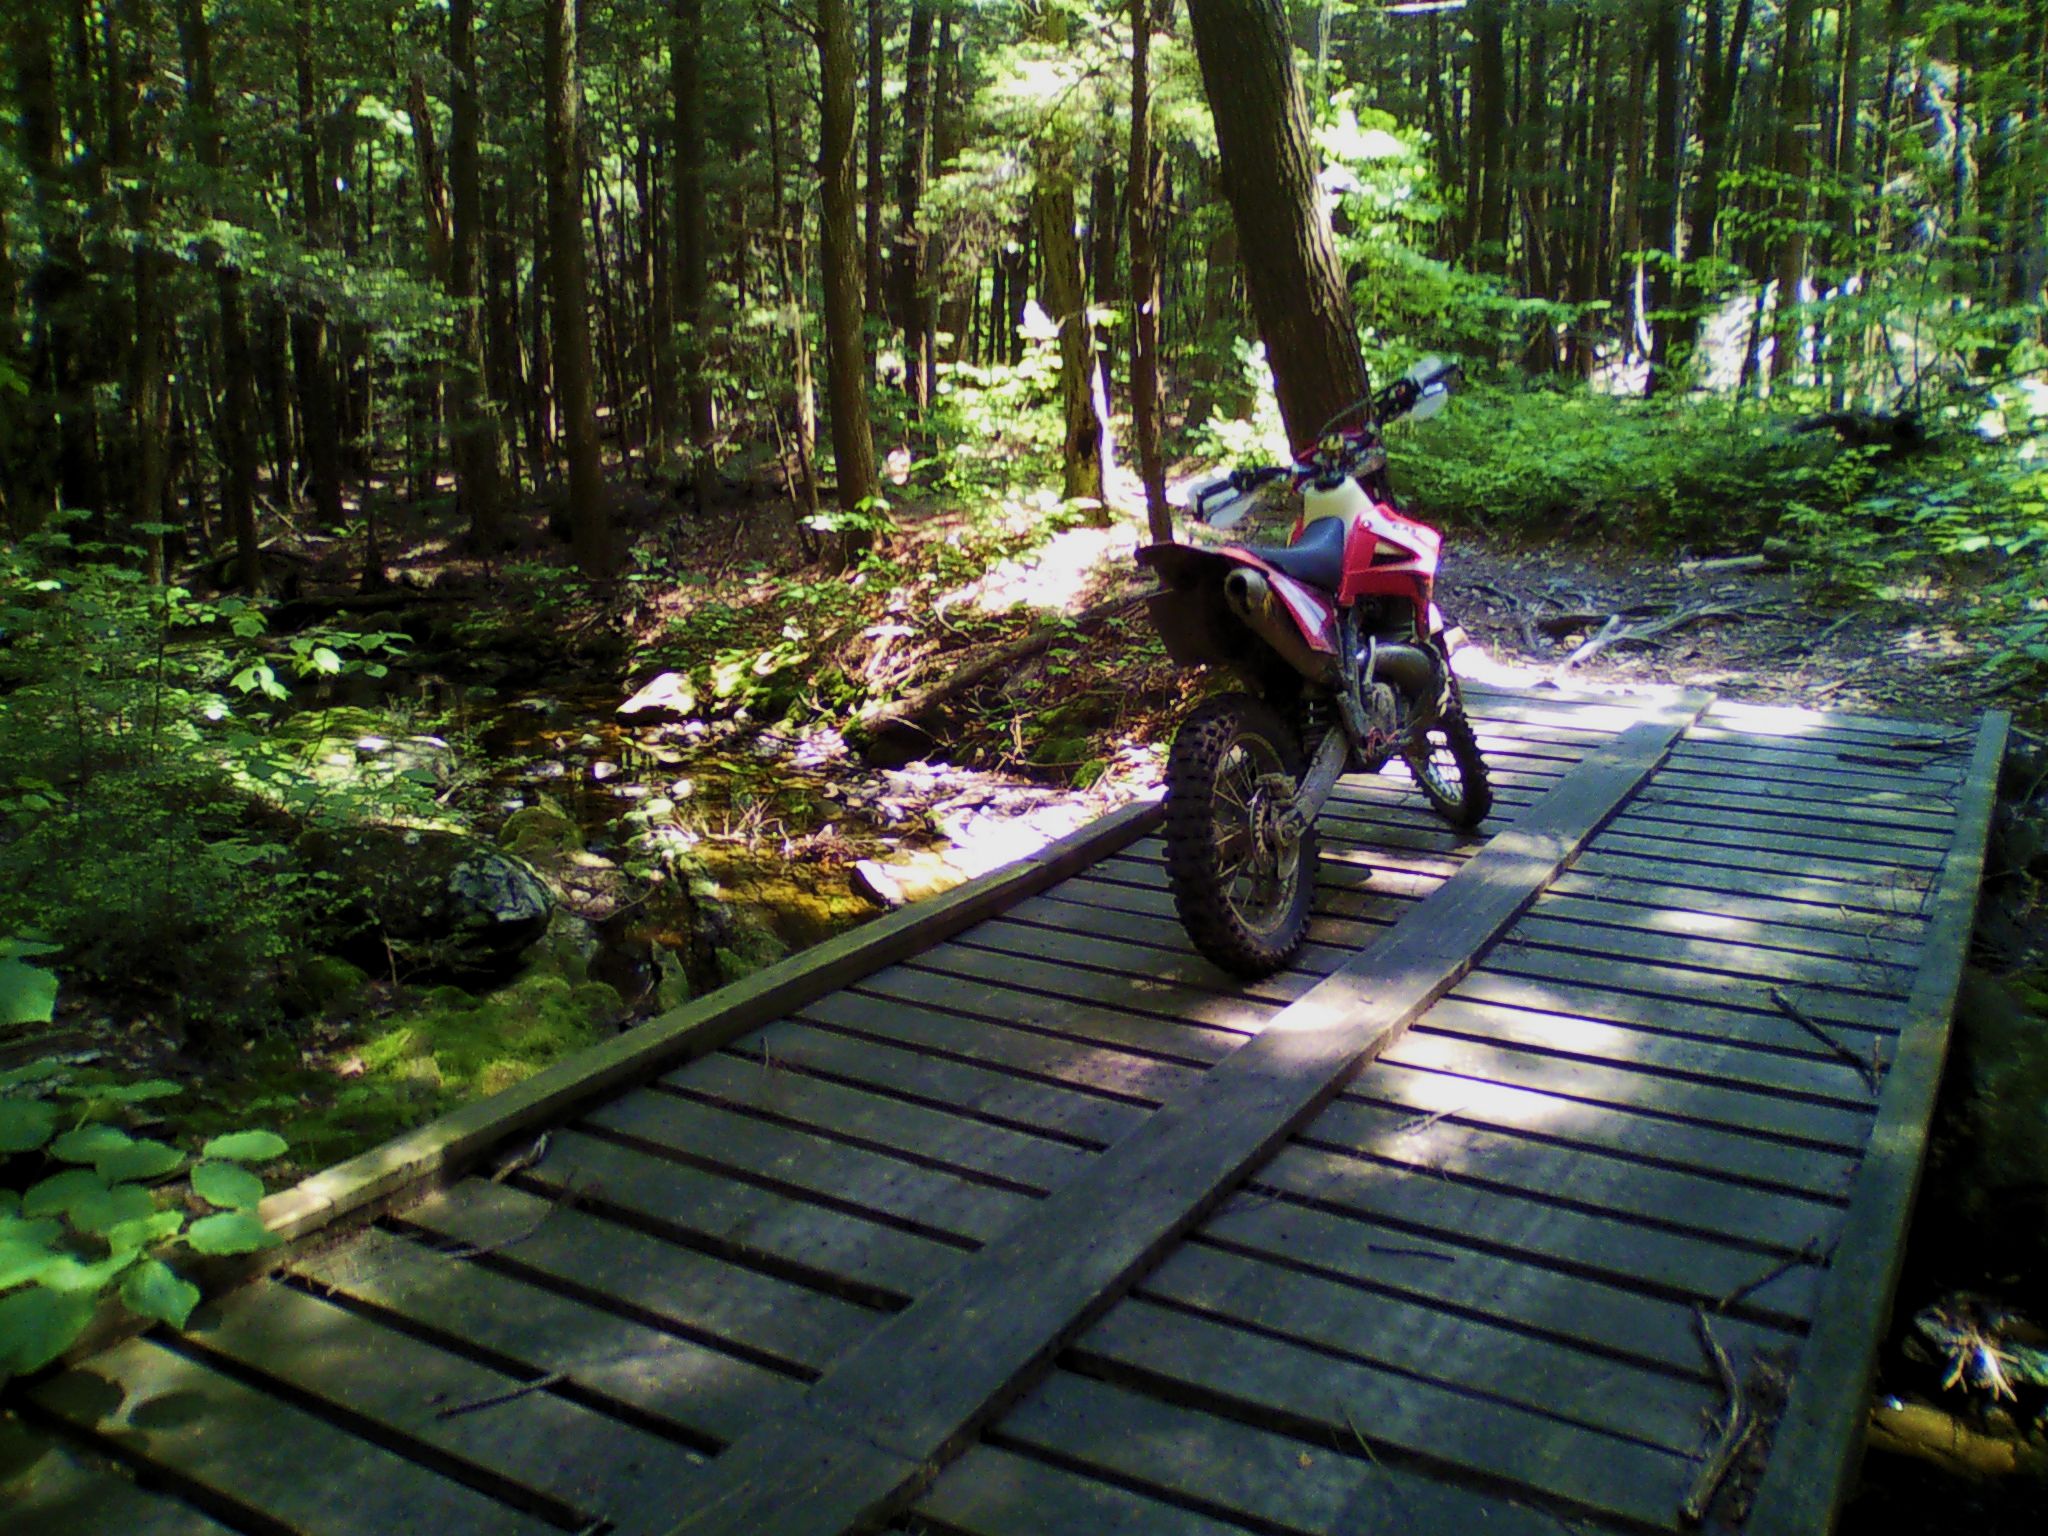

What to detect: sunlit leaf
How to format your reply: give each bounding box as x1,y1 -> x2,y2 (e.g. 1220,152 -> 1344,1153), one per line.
201,1130 -> 288,1163
191,1161 -> 265,1212
94,1139 -> 184,1183
0,1287 -> 94,1376
184,1211 -> 281,1256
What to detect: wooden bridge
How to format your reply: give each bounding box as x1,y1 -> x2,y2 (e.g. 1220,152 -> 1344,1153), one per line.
6,685 -> 2007,1536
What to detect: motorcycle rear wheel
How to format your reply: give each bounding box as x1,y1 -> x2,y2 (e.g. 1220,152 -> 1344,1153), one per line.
1164,693 -> 1317,978
1406,707 -> 1492,830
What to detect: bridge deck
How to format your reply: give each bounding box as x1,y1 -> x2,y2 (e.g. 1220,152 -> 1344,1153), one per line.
5,686 -> 2005,1536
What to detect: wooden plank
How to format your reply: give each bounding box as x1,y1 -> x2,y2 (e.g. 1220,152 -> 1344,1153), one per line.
1550,867 -> 1926,940
1746,710 -> 2009,1536
1607,807 -> 1948,867
523,1128 -> 964,1303
582,1090 -> 1039,1242
1700,696 -> 1962,741
258,799 -> 1162,1246
1372,1029 -> 1872,1165
294,1225 -> 807,1445
1135,1239 -> 1713,1452
1644,771 -> 1959,827
1010,888 -> 1391,956
1679,727 -> 1968,780
29,1337 -> 559,1536
799,988 -> 1207,1103
1592,825 -> 1941,891
1670,738 -> 1964,792
662,705 -> 1708,1536
1530,891 -> 1924,966
1252,1143 -> 1831,1325
1483,943 -> 1906,1037
395,1178 -> 874,1371
177,1280 -> 703,1532
1072,1298 -> 1696,1529
741,1016 -> 1157,1147
1505,914 -> 1915,996
983,1370 -> 1574,1536
1421,992 -> 1884,1111
4,1432 -> 237,1536
1198,1194 -> 1795,1380
1301,1097 -> 1849,1246
666,1050 -> 1096,1188
1570,847 -> 1932,919
1621,795 -> 1953,852
859,956 -> 1252,1062
911,1442 -> 1252,1536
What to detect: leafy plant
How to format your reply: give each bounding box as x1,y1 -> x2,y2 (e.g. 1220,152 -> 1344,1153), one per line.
0,951 -> 287,1381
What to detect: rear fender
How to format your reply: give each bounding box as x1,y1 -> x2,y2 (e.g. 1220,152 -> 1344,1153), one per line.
1137,543 -> 1339,664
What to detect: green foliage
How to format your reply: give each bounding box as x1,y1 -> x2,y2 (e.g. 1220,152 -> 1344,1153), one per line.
0,535 -> 441,1036
0,976 -> 289,1381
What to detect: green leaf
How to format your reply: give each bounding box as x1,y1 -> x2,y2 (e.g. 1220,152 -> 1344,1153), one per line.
94,1139 -> 184,1183
0,1098 -> 58,1155
184,1211 -> 280,1257
22,1168 -> 106,1219
82,1079 -> 183,1105
0,1286 -> 94,1376
35,1248 -> 140,1294
120,1260 -> 200,1330
0,1236 -> 62,1290
49,1124 -> 133,1164
190,1161 -> 264,1212
67,1183 -> 156,1237
200,1130 -> 288,1163
0,957 -> 59,1026
103,1210 -> 185,1254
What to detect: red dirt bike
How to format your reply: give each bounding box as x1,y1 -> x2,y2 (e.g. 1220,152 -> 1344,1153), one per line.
1137,357 -> 1491,977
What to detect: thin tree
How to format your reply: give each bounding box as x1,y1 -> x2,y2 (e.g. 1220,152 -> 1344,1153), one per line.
1185,0 -> 1367,450
449,0 -> 504,548
817,0 -> 881,555
675,0 -> 717,507
542,0 -> 609,574
1129,0 -> 1172,543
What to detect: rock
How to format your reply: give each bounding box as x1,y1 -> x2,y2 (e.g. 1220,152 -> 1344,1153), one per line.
619,670 -> 698,720
307,826 -> 554,974
290,953 -> 371,1013
499,798 -> 583,858
852,851 -> 968,909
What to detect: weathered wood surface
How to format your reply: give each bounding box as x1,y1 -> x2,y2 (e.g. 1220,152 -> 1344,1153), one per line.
6,687 -> 2002,1536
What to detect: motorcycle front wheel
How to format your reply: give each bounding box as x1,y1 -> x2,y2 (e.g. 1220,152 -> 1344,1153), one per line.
1405,707 -> 1493,830
1163,693 -> 1317,978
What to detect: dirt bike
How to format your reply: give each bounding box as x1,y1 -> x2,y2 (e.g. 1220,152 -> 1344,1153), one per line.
1136,356 -> 1491,978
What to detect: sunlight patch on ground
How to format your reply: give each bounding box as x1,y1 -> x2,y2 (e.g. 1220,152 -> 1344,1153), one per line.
940,519 -> 1141,615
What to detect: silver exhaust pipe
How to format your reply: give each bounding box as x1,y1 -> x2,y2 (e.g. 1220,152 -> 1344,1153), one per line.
1222,568 -> 1335,686
1222,568 -> 1440,706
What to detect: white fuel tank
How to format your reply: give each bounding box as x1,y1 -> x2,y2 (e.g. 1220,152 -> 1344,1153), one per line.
1299,477 -> 1371,535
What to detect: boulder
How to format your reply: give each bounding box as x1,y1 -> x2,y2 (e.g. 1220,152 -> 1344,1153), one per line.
307,826 -> 554,974
619,670 -> 698,721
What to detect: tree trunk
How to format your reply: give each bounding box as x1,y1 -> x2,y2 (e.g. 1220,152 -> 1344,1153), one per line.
757,0 -> 819,520
1185,0 -> 1366,451
293,9 -> 346,531
1035,177 -> 1107,514
817,0 -> 880,554
674,0 -> 717,506
449,0 -> 504,548
1771,0 -> 1816,381
1643,0 -> 1683,392
1686,0 -> 1756,357
1128,0 -> 1171,543
863,0 -> 885,336
894,0 -> 936,411
543,0 -> 608,573
176,0 -> 259,589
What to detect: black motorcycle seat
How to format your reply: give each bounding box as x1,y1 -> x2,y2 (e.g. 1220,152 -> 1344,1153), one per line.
1241,514 -> 1345,593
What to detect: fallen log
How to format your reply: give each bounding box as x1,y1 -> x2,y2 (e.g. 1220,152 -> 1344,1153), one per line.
1552,601 -> 1757,673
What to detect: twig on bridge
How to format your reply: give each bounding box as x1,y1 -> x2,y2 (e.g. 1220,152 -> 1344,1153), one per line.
434,1369 -> 567,1420
1682,1306 -> 1755,1524
438,1177 -> 583,1260
1717,1236 -> 1831,1311
1769,987 -> 1881,1095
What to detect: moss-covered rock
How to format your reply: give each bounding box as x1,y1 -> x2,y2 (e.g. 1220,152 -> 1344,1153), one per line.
499,798 -> 584,858
306,826 -> 554,973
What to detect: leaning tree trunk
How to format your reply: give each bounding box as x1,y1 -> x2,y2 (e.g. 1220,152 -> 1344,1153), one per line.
1184,0 -> 1367,452
1771,0 -> 1817,382
817,0 -> 880,557
1034,175 -> 1107,516
543,0 -> 608,574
